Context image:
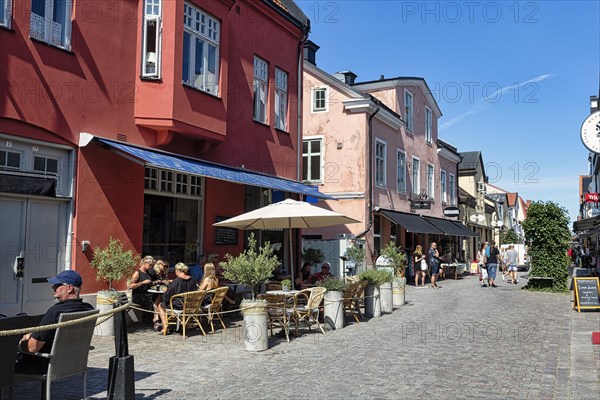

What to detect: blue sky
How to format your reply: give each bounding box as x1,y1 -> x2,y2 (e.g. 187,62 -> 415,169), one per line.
296,1 -> 600,226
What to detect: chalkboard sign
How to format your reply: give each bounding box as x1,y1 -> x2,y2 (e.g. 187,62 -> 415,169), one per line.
214,216 -> 238,246
573,277 -> 600,312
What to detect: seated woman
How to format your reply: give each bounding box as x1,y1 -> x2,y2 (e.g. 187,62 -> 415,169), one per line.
294,263 -> 314,289
157,262 -> 199,334
128,256 -> 156,324
199,263 -> 235,305
149,260 -> 170,331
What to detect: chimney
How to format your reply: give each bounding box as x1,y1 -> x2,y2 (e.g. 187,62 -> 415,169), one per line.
380,74 -> 385,80
303,40 -> 320,65
333,71 -> 358,85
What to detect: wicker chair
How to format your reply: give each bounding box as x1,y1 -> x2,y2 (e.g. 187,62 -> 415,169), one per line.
165,290 -> 207,339
200,287 -> 229,333
13,309 -> 100,400
290,287 -> 327,336
258,293 -> 293,341
345,280 -> 368,323
342,280 -> 362,323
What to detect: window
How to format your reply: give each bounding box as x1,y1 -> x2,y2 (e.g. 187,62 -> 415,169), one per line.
411,157 -> 420,195
253,56 -> 268,123
0,150 -> 21,170
142,0 -> 161,79
375,140 -> 387,187
312,88 -> 327,112
145,167 -> 203,197
182,2 -> 220,94
449,173 -> 456,206
397,150 -> 406,193
302,138 -> 322,182
405,90 -> 413,132
427,164 -> 434,199
33,156 -> 58,175
1,0 -> 12,28
425,107 -> 432,143
30,0 -> 73,49
275,68 -> 288,131
440,169 -> 447,203
477,182 -> 486,193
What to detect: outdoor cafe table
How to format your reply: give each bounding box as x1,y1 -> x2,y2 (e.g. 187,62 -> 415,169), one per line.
440,263 -> 467,280
265,290 -> 300,296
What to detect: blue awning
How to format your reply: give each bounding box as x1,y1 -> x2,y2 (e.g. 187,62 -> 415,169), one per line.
96,138 -> 333,199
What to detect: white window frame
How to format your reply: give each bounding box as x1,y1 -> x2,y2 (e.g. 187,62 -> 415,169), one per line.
302,137 -> 323,183
425,107 -> 432,143
375,139 -> 387,188
182,2 -> 220,94
427,163 -> 435,199
1,0 -> 12,28
274,68 -> 288,131
29,0 -> 73,50
0,149 -> 22,170
411,157 -> 420,196
312,87 -> 328,112
404,89 -> 414,132
253,56 -> 268,124
449,173 -> 456,206
145,167 -> 203,199
142,0 -> 162,79
397,149 -> 406,193
440,169 -> 447,204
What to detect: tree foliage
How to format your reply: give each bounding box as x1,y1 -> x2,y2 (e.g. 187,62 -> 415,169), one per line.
302,247 -> 325,265
521,201 -> 570,291
220,233 -> 279,299
344,245 -> 366,273
502,229 -> 521,245
379,242 -> 407,277
90,237 -> 139,290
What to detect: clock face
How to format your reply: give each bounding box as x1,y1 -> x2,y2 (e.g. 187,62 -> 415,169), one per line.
581,111 -> 600,154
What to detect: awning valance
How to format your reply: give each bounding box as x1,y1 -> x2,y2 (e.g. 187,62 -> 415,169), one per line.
424,216 -> 478,237
573,215 -> 600,233
95,138 -> 332,199
380,209 -> 443,234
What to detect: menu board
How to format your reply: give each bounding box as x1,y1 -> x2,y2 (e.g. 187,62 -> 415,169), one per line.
573,277 -> 600,312
214,216 -> 238,246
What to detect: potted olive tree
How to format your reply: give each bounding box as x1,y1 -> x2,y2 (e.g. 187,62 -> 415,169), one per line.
220,233 -> 279,352
379,242 -> 408,308
317,277 -> 346,330
359,269 -> 390,318
281,279 -> 292,292
344,245 -> 366,276
302,247 -> 325,272
90,237 -> 139,336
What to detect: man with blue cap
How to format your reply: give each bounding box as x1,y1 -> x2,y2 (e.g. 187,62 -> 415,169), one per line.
16,270 -> 95,374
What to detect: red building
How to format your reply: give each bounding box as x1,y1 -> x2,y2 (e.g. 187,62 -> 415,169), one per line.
0,0 -> 320,315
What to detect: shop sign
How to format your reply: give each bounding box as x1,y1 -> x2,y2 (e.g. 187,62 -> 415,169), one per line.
585,193 -> 600,203
443,206 -> 460,217
410,200 -> 431,210
587,208 -> 600,218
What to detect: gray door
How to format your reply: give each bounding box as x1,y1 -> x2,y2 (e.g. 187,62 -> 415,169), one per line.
0,196 -> 69,316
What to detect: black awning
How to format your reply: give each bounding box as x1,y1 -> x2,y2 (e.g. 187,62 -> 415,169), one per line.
380,209 -> 443,234
0,173 -> 56,197
573,216 -> 600,233
450,221 -> 479,237
423,216 -> 469,236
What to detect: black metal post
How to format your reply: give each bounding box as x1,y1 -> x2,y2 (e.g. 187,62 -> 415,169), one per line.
107,295 -> 135,400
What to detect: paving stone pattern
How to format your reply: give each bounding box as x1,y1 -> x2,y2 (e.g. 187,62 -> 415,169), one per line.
13,276 -> 600,399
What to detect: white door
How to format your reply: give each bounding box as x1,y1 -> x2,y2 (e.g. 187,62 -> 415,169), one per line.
0,196 -> 69,316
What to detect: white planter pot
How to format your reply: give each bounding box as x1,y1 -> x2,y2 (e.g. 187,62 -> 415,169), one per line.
324,291 -> 344,330
364,284 -> 381,318
393,278 -> 406,308
94,291 -> 118,337
380,282 -> 393,313
241,301 -> 269,352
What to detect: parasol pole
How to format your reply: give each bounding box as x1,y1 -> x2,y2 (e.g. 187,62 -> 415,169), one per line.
289,218 -> 295,288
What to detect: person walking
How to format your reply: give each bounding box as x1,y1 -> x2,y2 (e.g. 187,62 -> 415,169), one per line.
413,245 -> 427,288
486,241 -> 500,287
428,242 -> 441,288
505,244 -> 519,284
477,243 -> 488,287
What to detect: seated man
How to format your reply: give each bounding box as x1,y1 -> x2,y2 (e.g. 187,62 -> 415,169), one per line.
312,262 -> 333,282
16,270 -> 95,374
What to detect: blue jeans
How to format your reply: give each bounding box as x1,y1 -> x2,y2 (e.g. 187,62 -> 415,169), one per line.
487,263 -> 498,280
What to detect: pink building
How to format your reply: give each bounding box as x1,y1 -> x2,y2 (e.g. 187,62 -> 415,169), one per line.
0,0 -> 322,315
302,43 -> 474,267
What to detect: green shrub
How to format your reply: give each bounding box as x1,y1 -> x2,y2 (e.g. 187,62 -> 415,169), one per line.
302,248 -> 325,265
316,277 -> 346,291
359,269 -> 393,286
90,237 -> 139,290
502,229 -> 522,245
281,279 -> 292,288
379,242 -> 407,277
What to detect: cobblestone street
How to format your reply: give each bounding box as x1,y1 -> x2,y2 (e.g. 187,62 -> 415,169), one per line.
13,276 -> 600,399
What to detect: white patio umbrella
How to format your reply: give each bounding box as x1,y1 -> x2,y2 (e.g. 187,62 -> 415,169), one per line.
213,198 -> 361,285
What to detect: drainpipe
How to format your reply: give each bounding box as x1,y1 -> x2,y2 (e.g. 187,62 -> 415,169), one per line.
354,101 -> 380,239
296,24 -> 310,183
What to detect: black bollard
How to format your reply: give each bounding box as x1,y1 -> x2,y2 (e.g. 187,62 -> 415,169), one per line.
107,296 -> 135,400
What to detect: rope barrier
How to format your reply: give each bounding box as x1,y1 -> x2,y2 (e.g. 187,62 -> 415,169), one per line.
0,303 -> 130,337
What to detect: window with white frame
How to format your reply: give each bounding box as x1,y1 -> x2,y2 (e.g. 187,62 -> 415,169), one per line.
30,0 -> 73,50
33,155 -> 58,175
145,167 -> 203,197
142,0 -> 161,79
425,107 -> 432,143
427,164 -> 434,198
253,56 -> 268,123
0,149 -> 21,170
411,157 -> 420,195
275,68 -> 288,131
1,0 -> 12,28
375,140 -> 387,187
405,90 -> 413,132
302,138 -> 322,182
440,169 -> 447,203
182,2 -> 220,94
449,173 -> 456,205
312,87 -> 327,112
397,150 -> 406,193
